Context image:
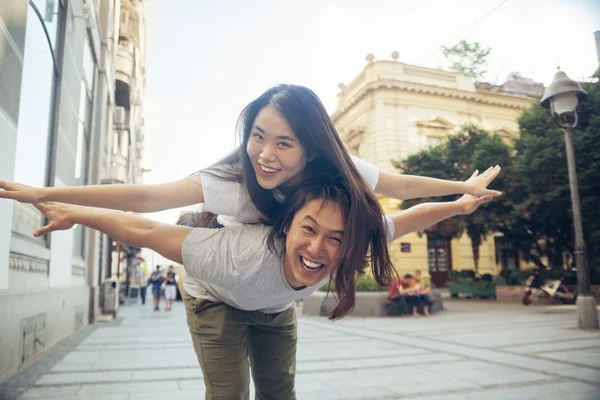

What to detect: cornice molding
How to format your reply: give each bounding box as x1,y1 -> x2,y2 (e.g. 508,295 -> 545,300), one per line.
332,80 -> 535,121
9,253 -> 49,275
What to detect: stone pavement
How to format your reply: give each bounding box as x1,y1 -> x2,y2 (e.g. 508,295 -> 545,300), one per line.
2,299 -> 600,400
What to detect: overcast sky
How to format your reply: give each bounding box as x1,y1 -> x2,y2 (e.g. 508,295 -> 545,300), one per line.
140,0 -> 600,224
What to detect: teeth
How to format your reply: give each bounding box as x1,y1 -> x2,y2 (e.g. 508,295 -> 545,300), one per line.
301,257 -> 323,270
259,164 -> 278,173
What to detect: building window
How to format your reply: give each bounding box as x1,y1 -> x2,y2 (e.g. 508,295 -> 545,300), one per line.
428,237 -> 452,287
73,37 -> 96,258
120,130 -> 130,158
11,0 -> 62,240
425,136 -> 442,148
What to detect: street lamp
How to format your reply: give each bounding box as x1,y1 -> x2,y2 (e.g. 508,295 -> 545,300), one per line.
541,70 -> 599,330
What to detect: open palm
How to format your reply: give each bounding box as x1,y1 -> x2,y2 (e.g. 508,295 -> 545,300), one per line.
457,170 -> 494,214
31,202 -> 76,237
465,165 -> 502,197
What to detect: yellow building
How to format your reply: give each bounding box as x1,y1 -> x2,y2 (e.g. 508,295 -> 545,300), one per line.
332,55 -> 541,286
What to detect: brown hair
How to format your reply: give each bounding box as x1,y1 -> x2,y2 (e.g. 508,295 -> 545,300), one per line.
176,211 -> 218,228
267,175 -> 395,320
200,85 -> 395,317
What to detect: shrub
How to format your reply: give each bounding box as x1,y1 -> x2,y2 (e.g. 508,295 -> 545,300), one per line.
318,280 -> 334,292
460,270 -> 476,279
318,274 -> 382,293
449,270 -> 461,282
498,268 -> 526,285
355,274 -> 381,292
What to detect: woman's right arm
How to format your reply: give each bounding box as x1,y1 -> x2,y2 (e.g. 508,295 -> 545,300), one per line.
0,178 -> 204,213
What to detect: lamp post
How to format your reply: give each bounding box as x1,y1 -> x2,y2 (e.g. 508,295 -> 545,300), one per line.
541,70 -> 599,329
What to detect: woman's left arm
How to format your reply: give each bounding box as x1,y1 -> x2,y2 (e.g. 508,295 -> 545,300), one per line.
389,194 -> 491,241
31,202 -> 192,264
375,165 -> 502,200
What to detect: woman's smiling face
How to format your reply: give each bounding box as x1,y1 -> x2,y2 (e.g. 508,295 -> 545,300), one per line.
246,105 -> 309,190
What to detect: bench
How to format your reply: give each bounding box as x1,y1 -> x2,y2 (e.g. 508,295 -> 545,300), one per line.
302,290 -> 444,317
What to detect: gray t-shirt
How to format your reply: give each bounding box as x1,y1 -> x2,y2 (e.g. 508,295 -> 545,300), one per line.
183,155 -> 394,312
182,223 -> 323,313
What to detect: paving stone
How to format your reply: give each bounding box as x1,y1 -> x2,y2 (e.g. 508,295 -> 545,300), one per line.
18,385 -> 81,399
128,390 -> 203,400
61,395 -> 128,400
76,381 -> 180,396
504,338 -> 600,354
58,395 -> 128,400
35,371 -> 132,385
386,379 -> 479,396
131,367 -> 201,381
554,367 -> 600,384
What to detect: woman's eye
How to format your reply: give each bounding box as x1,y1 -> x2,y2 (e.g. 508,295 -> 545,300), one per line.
252,133 -> 263,140
278,142 -> 292,148
330,237 -> 342,245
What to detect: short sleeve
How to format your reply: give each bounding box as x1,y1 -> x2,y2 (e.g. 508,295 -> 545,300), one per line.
197,172 -> 263,223
384,215 -> 395,243
350,155 -> 379,190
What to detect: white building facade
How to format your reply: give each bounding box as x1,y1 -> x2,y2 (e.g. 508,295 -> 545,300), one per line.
0,0 -> 146,383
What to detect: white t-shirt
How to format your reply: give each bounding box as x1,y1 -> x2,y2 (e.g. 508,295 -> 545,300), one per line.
183,155 -> 394,310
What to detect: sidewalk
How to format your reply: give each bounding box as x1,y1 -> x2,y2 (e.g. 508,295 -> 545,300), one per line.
2,300 -> 600,400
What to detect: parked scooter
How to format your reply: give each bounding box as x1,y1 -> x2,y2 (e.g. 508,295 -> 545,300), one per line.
522,267 -> 577,305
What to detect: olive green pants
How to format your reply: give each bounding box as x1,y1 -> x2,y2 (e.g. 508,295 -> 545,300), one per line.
182,289 -> 297,400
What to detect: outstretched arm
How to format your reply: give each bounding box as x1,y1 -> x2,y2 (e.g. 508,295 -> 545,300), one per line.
388,170 -> 494,241
31,202 -> 192,264
375,165 -> 502,200
0,177 -> 204,213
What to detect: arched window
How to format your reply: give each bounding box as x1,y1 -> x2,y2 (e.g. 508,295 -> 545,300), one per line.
12,0 -> 63,240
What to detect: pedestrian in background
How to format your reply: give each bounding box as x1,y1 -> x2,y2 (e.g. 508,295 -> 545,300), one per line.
135,266 -> 148,305
150,265 -> 164,311
164,265 -> 177,311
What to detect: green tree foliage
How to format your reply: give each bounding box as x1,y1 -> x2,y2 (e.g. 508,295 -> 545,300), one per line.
512,81 -> 600,279
442,40 -> 491,80
393,126 -> 512,271
393,80 -> 600,281
392,146 -> 464,240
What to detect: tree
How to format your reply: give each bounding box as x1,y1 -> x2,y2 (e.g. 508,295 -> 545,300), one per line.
393,126 -> 512,272
512,81 -> 600,280
442,40 -> 491,80
444,126 -> 513,271
392,146 -> 465,240
460,133 -> 514,271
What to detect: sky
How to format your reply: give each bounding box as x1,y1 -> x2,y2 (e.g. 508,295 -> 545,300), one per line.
140,0 -> 600,224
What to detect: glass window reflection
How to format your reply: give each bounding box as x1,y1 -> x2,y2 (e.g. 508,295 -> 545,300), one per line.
12,1 -> 60,240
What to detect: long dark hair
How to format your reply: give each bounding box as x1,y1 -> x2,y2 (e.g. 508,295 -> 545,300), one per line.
267,176 -> 392,320
204,85 -> 395,314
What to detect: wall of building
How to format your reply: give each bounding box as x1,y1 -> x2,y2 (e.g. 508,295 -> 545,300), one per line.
0,0 -> 146,383
333,58 -> 536,282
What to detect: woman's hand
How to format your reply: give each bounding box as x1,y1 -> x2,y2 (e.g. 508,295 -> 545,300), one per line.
464,165 -> 502,198
456,170 -> 495,215
31,202 -> 78,237
0,181 -> 44,203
